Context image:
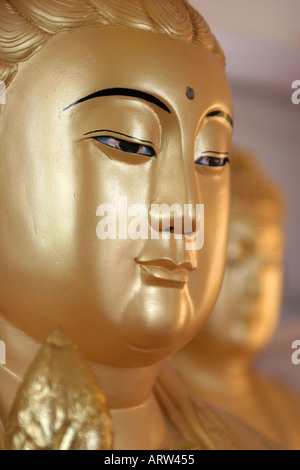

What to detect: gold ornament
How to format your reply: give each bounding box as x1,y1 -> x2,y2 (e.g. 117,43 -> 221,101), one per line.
5,328 -> 113,450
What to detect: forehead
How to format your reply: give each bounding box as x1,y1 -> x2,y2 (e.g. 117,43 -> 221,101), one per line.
14,26 -> 232,120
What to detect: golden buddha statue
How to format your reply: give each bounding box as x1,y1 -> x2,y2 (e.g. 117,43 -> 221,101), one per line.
0,0 -> 276,450
174,148 -> 300,450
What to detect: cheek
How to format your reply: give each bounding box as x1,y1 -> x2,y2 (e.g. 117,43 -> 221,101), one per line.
203,267 -> 248,342
188,183 -> 231,332
202,193 -> 230,295
216,272 -> 237,314
227,267 -> 248,299
260,268 -> 283,318
0,113 -> 79,272
204,272 -> 236,333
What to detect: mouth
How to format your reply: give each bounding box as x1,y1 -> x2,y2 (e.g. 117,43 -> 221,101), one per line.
136,258 -> 194,287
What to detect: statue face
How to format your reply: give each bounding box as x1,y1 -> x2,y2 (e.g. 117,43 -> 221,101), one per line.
203,211 -> 283,354
0,27 -> 232,366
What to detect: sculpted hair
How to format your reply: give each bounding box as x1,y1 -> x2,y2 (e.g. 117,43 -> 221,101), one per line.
0,0 -> 225,88
231,147 -> 285,218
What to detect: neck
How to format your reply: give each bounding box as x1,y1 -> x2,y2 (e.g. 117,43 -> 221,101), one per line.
0,314 -> 40,422
0,315 -> 174,449
174,336 -> 254,397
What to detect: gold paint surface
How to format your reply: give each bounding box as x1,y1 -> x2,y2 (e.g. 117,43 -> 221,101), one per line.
0,0 -> 276,451
0,26 -> 232,366
0,0 -> 225,87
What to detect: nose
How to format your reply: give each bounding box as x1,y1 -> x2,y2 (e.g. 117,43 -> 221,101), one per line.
149,144 -> 200,236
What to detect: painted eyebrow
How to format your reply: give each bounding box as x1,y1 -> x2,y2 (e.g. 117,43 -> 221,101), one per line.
63,88 -> 171,113
205,110 -> 234,128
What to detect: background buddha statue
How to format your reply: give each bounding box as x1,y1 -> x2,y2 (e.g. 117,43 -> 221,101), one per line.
174,148 -> 300,450
0,0 -> 274,450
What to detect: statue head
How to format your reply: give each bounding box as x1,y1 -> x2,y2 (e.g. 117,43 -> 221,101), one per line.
196,149 -> 285,357
0,0 -> 233,367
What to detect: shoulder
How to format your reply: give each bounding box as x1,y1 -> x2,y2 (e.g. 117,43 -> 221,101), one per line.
155,359 -> 279,450
190,393 -> 280,450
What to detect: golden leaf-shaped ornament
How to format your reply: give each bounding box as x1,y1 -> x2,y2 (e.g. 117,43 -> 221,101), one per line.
5,327 -> 113,450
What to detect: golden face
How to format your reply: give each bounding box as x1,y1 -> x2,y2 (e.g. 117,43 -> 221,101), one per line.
0,27 -> 232,366
203,211 -> 284,353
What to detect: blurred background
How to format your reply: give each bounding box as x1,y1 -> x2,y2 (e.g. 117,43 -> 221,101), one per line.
191,0 -> 300,389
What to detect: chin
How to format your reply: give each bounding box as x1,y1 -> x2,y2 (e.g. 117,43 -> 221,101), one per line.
123,285 -> 195,348
125,320 -> 192,353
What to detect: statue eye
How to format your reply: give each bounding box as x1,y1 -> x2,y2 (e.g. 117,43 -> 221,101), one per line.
94,136 -> 156,157
195,156 -> 229,167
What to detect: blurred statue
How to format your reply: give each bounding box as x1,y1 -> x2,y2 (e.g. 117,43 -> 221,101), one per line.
0,0 -> 274,450
174,148 -> 300,449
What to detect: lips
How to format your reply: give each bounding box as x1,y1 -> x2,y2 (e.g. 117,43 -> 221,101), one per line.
136,258 -> 194,285
140,264 -> 189,284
